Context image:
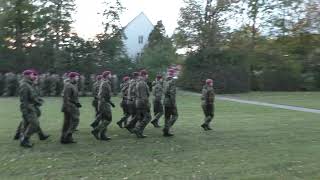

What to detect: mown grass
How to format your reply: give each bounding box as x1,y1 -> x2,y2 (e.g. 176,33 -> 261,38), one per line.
225,91 -> 320,109
0,92 -> 320,180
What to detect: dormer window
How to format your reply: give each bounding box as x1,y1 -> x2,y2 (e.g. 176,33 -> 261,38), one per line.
138,36 -> 144,44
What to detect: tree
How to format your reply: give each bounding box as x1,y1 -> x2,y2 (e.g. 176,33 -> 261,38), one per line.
139,20 -> 178,79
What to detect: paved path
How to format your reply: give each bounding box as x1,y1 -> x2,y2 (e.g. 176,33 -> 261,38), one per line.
217,96 -> 320,114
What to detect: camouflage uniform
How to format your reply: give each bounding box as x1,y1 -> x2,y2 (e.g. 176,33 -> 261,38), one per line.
125,78 -> 138,132
14,79 -> 49,140
163,78 -> 178,136
201,85 -> 215,130
151,79 -> 164,127
117,80 -> 130,128
92,78 -> 113,140
133,77 -> 151,138
0,73 -> 4,96
92,79 -> 101,116
19,77 -> 44,146
61,79 -> 81,143
4,72 -> 19,96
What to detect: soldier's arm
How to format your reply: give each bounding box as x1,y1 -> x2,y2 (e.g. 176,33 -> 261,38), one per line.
19,85 -> 30,108
169,82 -> 176,104
201,88 -> 207,102
63,84 -> 72,105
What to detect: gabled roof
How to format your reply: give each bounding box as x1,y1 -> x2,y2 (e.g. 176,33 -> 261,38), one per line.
123,12 -> 154,30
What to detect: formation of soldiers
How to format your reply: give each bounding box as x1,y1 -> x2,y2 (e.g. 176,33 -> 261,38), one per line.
0,72 -> 119,97
14,68 -> 215,148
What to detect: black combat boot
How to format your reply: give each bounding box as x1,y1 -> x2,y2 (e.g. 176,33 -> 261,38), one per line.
91,129 -> 100,140
100,130 -> 111,141
20,137 -> 33,148
206,125 -> 212,130
38,132 -> 50,141
151,120 -> 161,128
163,129 -> 174,137
201,124 -> 209,131
133,129 -> 147,138
116,120 -> 123,128
13,132 -> 20,140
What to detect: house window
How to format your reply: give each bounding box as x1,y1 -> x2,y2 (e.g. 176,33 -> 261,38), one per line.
138,36 -> 143,44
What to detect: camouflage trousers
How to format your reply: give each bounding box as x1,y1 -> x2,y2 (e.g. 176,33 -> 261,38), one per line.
202,104 -> 214,126
16,107 -> 45,138
118,98 -> 130,125
94,104 -> 112,133
152,99 -> 163,123
21,108 -> 40,138
134,106 -> 151,134
164,106 -> 178,131
126,100 -> 138,129
61,108 -> 80,139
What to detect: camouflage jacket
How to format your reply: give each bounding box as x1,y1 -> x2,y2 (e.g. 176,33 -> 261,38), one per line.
98,79 -> 112,106
127,79 -> 137,102
120,81 -> 130,100
163,78 -> 176,107
19,78 -> 43,113
61,81 -> 79,112
201,85 -> 215,105
92,80 -> 101,99
135,78 -> 150,108
152,80 -> 163,101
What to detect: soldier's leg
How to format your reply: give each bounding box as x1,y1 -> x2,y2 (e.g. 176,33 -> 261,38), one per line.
163,106 -> 173,136
61,112 -> 73,143
21,112 -> 39,147
201,105 -> 210,130
100,111 -> 112,141
117,100 -> 127,128
205,104 -> 214,130
151,101 -> 163,127
133,108 -> 149,138
14,121 -> 24,140
71,109 -> 80,133
168,106 -> 178,130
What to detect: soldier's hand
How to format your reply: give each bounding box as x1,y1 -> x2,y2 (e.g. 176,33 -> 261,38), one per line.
76,103 -> 82,108
110,102 -> 115,108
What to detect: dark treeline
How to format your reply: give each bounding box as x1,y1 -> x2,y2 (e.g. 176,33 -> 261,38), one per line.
175,0 -> 320,93
0,0 -> 136,77
1,0 -> 320,93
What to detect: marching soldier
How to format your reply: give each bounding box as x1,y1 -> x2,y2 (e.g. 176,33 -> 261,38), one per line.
132,70 -> 151,138
116,76 -> 130,128
125,72 -> 139,133
60,72 -> 82,144
91,71 -> 115,141
90,75 -> 103,128
163,70 -> 178,137
19,70 -> 47,148
14,71 -> 50,141
150,74 -> 164,128
201,79 -> 215,131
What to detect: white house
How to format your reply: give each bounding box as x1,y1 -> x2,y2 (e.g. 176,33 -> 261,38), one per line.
122,12 -> 154,60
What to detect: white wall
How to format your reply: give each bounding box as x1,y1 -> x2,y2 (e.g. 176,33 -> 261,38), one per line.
123,13 -> 154,60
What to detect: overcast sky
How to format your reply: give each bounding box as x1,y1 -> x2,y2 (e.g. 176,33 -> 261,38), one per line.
73,0 -> 184,39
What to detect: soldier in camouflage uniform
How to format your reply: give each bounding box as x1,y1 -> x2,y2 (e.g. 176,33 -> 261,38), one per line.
132,70 -> 151,138
125,72 -> 139,133
19,70 -> 46,148
201,79 -> 215,131
90,75 -> 103,128
91,71 -> 115,141
116,76 -> 130,128
14,72 -> 50,141
150,74 -> 164,128
4,72 -> 19,96
163,70 -> 178,137
60,72 -> 82,144
0,73 -> 4,96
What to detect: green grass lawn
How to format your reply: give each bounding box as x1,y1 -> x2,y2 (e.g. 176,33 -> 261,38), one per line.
1,93 -> 320,179
225,91 -> 320,109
